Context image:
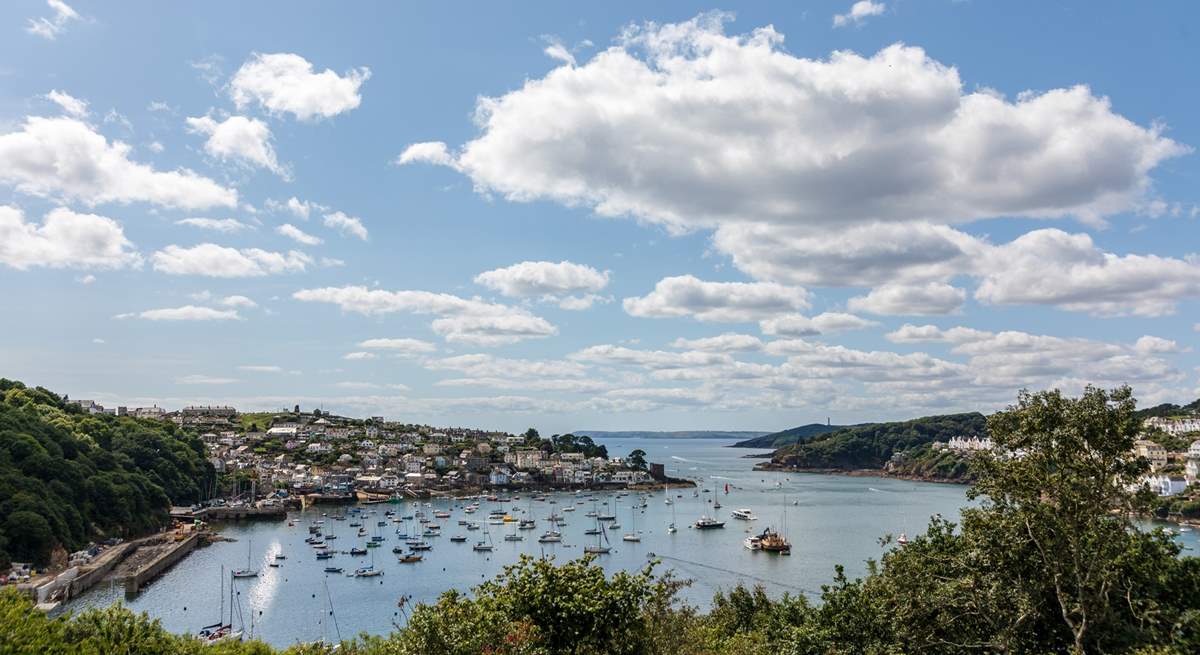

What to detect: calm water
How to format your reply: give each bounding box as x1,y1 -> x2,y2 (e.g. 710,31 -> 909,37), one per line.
70,438 -> 1198,647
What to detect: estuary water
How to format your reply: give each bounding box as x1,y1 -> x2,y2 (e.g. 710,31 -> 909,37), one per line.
69,438 -> 1197,648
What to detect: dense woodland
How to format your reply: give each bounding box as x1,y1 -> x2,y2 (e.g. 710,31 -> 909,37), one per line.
768,412 -> 988,471
0,379 -> 214,568
730,423 -> 849,449
2,386 -> 1197,654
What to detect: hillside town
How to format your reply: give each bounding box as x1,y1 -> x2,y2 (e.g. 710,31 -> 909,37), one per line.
930,415 -> 1200,497
67,400 -> 672,505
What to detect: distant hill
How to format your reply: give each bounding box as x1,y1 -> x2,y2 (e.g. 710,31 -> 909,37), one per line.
731,422 -> 855,449
572,430 -> 770,440
1134,398 -> 1200,419
766,412 -> 988,471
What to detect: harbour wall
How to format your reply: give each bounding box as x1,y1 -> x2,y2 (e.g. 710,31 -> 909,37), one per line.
125,532 -> 199,594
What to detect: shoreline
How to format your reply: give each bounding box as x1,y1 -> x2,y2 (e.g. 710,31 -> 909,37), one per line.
754,463 -> 971,486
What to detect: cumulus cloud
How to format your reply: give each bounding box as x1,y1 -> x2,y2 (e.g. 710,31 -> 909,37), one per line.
0,117 -> 238,210
833,1 -> 886,28
151,244 -> 312,277
759,312 -> 878,336
276,223 -> 322,246
293,286 -> 557,346
230,53 -> 370,121
44,90 -> 88,117
26,0 -> 79,40
403,15 -> 1183,235
267,196 -> 327,220
849,282 -> 966,316
1133,335 -> 1190,355
623,275 -> 809,322
343,351 -> 376,360
323,211 -> 368,240
119,305 -> 241,321
176,374 -> 238,384
974,228 -> 1200,316
357,338 -> 437,356
221,295 -> 258,308
186,115 -> 290,179
714,221 -> 985,288
176,217 -> 253,233
426,353 -> 588,379
0,206 -> 141,271
398,15 -> 1192,317
474,260 -> 609,305
396,141 -> 456,168
671,333 -> 763,352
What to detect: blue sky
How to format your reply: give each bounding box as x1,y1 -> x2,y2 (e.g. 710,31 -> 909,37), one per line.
1,1 -> 1197,433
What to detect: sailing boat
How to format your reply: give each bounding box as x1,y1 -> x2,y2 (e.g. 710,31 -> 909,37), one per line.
584,513 -> 611,554
473,524 -> 494,551
232,539 -> 258,578
712,481 -> 722,510
354,544 -> 382,577
622,501 -> 640,542
667,487 -> 678,534
198,566 -> 243,643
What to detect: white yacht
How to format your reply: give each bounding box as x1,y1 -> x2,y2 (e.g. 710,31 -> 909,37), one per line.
731,508 -> 757,521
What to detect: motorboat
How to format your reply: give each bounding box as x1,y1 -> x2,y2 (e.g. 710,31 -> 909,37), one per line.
694,515 -> 725,530
731,508 -> 757,521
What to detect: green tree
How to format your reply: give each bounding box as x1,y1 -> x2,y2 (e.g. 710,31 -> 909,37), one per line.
627,449 -> 648,470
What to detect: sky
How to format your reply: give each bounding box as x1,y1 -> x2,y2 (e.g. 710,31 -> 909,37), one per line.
1,1 -> 1198,434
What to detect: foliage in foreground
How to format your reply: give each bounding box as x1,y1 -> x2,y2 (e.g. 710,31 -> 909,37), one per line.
2,386 -> 1198,654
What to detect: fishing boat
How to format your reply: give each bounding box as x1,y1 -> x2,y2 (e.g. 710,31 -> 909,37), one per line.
731,508 -> 757,521
398,553 -> 423,563
758,527 -> 791,554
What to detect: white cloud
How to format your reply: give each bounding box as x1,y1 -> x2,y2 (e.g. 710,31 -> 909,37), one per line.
77,274 -> 95,284
91,337 -> 104,344
221,295 -> 258,309
26,0 -> 80,40
404,15 -> 1183,236
176,374 -> 238,384
323,211 -> 368,240
974,228 -> 1200,316
759,312 -> 878,336
238,365 -> 283,372
357,338 -> 437,356
885,324 -> 989,344
833,1 -> 886,28
671,333 -> 763,352
151,244 -> 312,277
175,217 -> 253,233
0,117 -> 237,209
230,52 -> 370,121
1133,335 -> 1190,355
396,141 -> 455,168
276,223 -> 323,246
426,353 -> 588,379
294,286 -> 557,346
120,305 -> 241,321
0,206 -> 141,271
848,282 -> 966,316
45,90 -> 88,117
713,221 -> 985,287
186,115 -> 290,179
343,352 -> 377,360
147,141 -> 165,153
557,294 -> 609,311
623,275 -> 809,322
474,260 -> 609,301
570,345 -> 731,370
267,196 -> 326,220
